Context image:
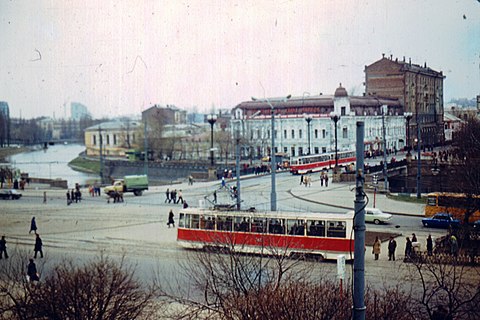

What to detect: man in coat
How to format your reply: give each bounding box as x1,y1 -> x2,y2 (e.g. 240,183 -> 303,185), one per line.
388,236 -> 397,261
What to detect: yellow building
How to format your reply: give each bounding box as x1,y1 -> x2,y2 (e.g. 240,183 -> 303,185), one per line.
84,120 -> 143,157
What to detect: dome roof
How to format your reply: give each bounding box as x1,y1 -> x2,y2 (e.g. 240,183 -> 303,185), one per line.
334,84 -> 348,97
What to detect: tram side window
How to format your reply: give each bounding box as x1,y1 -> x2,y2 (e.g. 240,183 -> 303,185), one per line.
287,219 -> 305,236
268,218 -> 285,235
307,220 -> 325,237
201,215 -> 215,230
217,216 -> 233,231
234,217 -> 250,232
327,221 -> 346,238
191,214 -> 200,229
251,218 -> 266,233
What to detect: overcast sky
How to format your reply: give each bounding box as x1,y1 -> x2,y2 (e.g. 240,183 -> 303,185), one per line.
1,0 -> 479,119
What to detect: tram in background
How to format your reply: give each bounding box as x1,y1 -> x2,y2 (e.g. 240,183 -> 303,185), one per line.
425,192 -> 480,223
289,151 -> 356,175
177,208 -> 354,261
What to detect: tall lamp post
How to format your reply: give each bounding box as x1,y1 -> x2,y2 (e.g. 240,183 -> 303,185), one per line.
207,114 -> 217,167
304,114 -> 312,155
404,112 -> 413,156
252,94 -> 291,211
381,105 -> 388,191
330,112 -> 341,170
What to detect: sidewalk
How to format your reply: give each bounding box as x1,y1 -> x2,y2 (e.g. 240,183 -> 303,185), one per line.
289,177 -> 425,217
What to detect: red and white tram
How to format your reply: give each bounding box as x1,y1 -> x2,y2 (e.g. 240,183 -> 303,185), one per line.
177,209 -> 354,260
289,151 -> 356,175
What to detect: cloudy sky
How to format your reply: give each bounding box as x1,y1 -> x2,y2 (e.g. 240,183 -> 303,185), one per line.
1,0 -> 479,119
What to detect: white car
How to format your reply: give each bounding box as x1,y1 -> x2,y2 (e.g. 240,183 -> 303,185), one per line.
347,208 -> 392,225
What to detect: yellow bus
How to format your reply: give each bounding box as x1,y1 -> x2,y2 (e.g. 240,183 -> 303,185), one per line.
425,192 -> 480,223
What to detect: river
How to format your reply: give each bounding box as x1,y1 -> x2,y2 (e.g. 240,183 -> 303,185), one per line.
7,143 -> 98,188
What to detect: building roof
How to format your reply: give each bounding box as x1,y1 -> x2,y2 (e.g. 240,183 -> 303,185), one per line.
334,84 -> 348,97
366,56 -> 445,78
444,112 -> 463,123
85,120 -> 142,131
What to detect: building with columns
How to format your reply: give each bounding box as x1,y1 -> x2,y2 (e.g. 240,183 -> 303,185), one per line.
365,54 -> 445,148
232,85 -> 407,160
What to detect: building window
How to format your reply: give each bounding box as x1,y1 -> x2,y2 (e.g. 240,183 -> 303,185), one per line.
106,134 -> 110,145
322,129 -> 326,139
314,129 -> 318,139
93,135 -> 96,146
322,147 -> 327,153
284,130 -> 287,139
291,147 -> 295,157
298,147 -> 303,155
314,147 -> 319,154
284,147 -> 288,154
299,129 -> 302,139
291,130 -> 295,139
113,134 -> 117,145
341,107 -> 346,116
274,129 -> 277,139
267,130 -> 270,139
342,127 -> 348,139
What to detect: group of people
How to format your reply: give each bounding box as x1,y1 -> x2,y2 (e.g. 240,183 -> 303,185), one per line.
165,188 -> 187,207
372,233 -> 436,261
0,217 -> 45,283
299,171 -> 329,187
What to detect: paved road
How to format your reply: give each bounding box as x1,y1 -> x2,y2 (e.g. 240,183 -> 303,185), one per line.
0,172 -> 447,291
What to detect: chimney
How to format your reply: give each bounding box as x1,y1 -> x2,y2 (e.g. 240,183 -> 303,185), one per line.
403,56 -> 405,62
382,53 -> 385,58
390,54 -> 393,60
409,58 -> 411,65
424,62 -> 427,68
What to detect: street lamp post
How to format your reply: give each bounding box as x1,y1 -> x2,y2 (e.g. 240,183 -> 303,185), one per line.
330,112 -> 341,169
207,114 -> 217,167
304,114 -> 312,155
404,112 -> 413,156
381,105 -> 388,191
252,95 -> 291,211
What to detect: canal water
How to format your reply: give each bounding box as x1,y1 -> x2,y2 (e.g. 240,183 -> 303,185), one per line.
7,143 -> 99,188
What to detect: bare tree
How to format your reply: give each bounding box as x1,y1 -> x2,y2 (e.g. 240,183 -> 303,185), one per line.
0,252 -> 160,320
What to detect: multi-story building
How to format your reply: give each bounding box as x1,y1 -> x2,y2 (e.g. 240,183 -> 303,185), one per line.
365,54 -> 445,148
84,120 -> 143,157
0,101 -> 10,146
142,104 -> 187,127
70,102 -> 91,120
232,85 -> 406,160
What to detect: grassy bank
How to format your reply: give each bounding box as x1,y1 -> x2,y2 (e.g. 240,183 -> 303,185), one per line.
0,146 -> 30,162
68,157 -> 100,174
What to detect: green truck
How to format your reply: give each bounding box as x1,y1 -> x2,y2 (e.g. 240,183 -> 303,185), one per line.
104,175 -> 149,196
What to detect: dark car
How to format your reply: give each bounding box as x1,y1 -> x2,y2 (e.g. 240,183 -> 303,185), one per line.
422,213 -> 460,228
0,189 -> 23,200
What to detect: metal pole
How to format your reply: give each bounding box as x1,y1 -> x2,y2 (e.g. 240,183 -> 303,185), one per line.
334,119 -> 338,167
417,114 -> 421,198
236,129 -> 241,210
270,106 -> 276,211
99,126 -> 104,184
306,117 -> 312,155
382,105 -> 388,191
210,123 -> 214,166
353,121 -> 366,320
144,119 -> 148,176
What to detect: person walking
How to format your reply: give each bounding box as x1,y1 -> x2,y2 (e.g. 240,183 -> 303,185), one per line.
66,190 -> 71,205
213,190 -> 217,204
177,190 -> 184,204
167,210 -> 175,228
320,173 -> 324,186
43,191 -> 47,204
450,235 -> 459,256
300,174 -> 304,185
0,235 -> 8,259
427,234 -> 433,256
411,233 -> 418,243
169,189 -> 175,204
27,258 -> 40,282
324,173 -> 329,187
34,234 -> 43,258
29,217 -> 37,234
165,188 -> 170,203
372,236 -> 381,260
405,237 -> 413,260
388,236 -> 397,261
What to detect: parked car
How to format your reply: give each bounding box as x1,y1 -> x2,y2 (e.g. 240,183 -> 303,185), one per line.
0,189 -> 22,200
422,213 -> 460,228
347,208 -> 392,224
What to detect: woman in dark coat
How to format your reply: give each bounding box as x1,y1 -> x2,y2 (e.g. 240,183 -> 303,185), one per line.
29,217 -> 37,234
167,210 -> 175,228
